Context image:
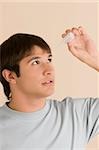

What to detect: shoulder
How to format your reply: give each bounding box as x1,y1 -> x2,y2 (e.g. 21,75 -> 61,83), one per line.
49,97 -> 99,113
50,96 -> 99,105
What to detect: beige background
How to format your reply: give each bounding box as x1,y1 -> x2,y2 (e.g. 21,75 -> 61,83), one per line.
0,1 -> 98,149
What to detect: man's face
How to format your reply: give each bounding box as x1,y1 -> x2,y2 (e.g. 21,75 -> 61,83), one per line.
15,46 -> 55,99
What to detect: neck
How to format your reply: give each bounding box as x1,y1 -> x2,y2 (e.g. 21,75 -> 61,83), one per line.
7,96 -> 46,112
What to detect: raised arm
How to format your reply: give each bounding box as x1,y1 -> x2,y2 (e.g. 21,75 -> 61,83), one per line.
62,26 -> 99,72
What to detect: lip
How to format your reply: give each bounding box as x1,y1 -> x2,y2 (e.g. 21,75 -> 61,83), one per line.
42,80 -> 54,85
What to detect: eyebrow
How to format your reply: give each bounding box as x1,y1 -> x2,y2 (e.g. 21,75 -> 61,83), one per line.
27,54 -> 52,63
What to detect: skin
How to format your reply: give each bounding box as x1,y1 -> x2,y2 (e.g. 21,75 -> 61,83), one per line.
2,46 -> 55,112
62,26 -> 99,72
2,26 -> 99,112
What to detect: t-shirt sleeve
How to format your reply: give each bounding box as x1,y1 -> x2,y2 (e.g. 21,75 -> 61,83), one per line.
74,97 -> 99,143
85,98 -> 99,142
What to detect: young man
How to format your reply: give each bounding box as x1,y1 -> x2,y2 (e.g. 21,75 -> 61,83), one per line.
0,27 -> 99,150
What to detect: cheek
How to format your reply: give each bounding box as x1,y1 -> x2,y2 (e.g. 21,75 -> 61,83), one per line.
19,69 -> 43,85
19,64 -> 44,83
16,75 -> 40,92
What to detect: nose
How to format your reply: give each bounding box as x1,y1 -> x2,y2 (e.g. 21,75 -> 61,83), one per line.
43,63 -> 54,76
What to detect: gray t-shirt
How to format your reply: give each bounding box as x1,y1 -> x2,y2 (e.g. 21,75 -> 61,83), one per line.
0,97 -> 99,150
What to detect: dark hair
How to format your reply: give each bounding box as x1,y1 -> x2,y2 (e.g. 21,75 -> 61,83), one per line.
0,33 -> 51,99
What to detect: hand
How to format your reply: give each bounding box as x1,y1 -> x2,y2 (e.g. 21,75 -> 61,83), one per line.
62,26 -> 99,72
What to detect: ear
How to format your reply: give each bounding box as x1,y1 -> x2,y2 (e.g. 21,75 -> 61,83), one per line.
2,69 -> 17,84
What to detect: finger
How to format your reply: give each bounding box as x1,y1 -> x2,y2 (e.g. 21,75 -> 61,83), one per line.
72,27 -> 80,36
78,26 -> 87,35
67,44 -> 78,57
62,29 -> 71,38
78,26 -> 91,41
65,29 -> 71,34
61,33 -> 66,38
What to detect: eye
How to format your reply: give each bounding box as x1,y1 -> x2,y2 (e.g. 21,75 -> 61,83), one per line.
31,60 -> 40,65
48,58 -> 52,62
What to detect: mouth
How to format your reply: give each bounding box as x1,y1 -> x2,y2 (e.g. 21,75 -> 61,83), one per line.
42,80 -> 54,86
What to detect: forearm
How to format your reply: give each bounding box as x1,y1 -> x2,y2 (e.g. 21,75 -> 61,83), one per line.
87,55 -> 99,72
92,54 -> 99,72
80,52 -> 99,72
78,51 -> 99,72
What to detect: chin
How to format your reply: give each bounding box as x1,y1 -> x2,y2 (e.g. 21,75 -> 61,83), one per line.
42,89 -> 55,98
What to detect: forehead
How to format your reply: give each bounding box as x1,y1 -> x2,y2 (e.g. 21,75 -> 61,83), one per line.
20,46 -> 52,63
29,45 -> 51,56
